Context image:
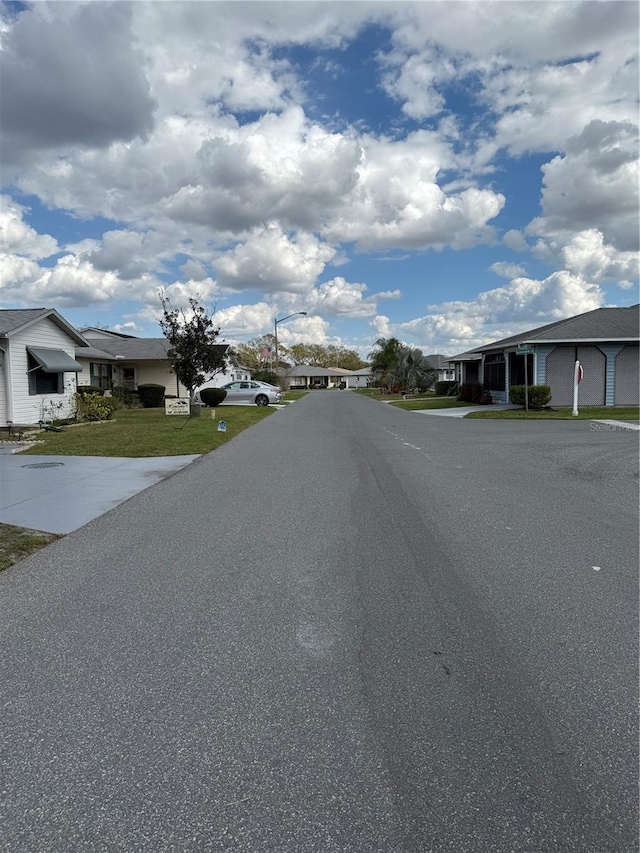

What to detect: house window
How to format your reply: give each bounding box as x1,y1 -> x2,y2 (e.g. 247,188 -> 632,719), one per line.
90,362 -> 111,390
483,353 -> 505,391
28,354 -> 63,395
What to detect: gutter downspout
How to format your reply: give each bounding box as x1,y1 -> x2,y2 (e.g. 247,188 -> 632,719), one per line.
0,344 -> 14,426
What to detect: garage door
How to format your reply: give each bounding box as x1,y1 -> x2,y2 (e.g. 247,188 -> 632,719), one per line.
546,346 -> 605,406
615,346 -> 639,405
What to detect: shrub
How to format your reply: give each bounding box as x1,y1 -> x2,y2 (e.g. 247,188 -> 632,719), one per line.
76,384 -> 105,397
199,387 -> 227,407
252,370 -> 278,385
137,384 -> 166,408
458,382 -> 485,403
435,380 -> 458,396
509,385 -> 551,409
111,386 -> 140,408
74,392 -> 117,422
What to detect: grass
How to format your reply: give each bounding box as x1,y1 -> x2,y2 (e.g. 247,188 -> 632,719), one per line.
354,388 -> 437,402
0,523 -> 61,572
15,404 -> 277,457
465,406 -> 640,420
390,398 -> 472,411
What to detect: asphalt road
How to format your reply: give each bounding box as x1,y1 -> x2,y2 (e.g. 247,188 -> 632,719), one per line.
1,392 -> 637,852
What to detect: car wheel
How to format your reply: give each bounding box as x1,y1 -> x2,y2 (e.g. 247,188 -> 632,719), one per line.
255,394 -> 269,406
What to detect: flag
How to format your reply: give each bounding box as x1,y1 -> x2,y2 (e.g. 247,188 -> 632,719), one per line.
261,348 -> 271,359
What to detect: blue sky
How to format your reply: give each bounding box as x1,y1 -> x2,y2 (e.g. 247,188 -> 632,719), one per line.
1,1 -> 638,356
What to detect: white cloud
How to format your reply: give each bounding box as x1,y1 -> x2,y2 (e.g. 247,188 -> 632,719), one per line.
214,226 -> 335,293
528,121 -> 639,252
305,277 -> 378,318
0,195 -> 58,259
388,270 -> 605,353
559,230 -> 639,284
0,3 -> 156,166
490,262 -> 526,279
502,230 -> 529,252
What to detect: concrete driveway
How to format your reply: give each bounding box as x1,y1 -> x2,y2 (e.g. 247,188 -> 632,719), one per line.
0,449 -> 199,534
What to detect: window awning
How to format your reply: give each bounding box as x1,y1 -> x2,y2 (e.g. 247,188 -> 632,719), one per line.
26,346 -> 82,373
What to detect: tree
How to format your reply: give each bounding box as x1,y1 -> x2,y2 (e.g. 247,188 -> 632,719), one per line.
232,335 -> 285,371
368,337 -> 403,389
288,343 -> 366,370
159,295 -> 228,399
396,347 -> 436,391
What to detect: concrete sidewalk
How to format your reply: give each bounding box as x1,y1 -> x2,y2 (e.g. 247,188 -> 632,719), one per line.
0,451 -> 199,534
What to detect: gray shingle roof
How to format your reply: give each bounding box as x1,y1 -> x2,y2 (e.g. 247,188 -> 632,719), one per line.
0,308 -> 89,345
75,336 -> 228,361
0,308 -> 50,335
452,305 -> 639,358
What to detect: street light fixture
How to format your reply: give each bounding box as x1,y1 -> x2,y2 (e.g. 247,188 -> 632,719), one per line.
274,311 -> 307,378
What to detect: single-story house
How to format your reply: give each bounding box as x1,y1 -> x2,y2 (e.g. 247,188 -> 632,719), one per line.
76,327 -> 247,395
286,365 -> 360,389
424,354 -> 456,384
0,308 -> 89,427
449,304 -> 639,406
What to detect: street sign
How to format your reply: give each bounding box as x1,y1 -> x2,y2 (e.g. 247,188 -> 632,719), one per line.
516,346 -> 535,355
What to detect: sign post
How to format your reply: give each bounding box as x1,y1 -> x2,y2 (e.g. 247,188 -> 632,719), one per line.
516,345 -> 535,413
572,360 -> 583,416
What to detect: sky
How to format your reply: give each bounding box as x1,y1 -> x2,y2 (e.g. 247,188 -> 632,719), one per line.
0,0 -> 638,357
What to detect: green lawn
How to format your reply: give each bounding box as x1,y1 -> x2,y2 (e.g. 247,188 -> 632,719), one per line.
390,398 -> 471,411
283,390 -> 308,401
465,406 -> 640,420
15,405 -> 276,457
355,388 -> 437,402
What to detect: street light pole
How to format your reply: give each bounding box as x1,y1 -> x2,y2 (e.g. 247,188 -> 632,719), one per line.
274,311 -> 307,383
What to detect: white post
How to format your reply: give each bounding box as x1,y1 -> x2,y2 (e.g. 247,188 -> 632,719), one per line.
572,360 -> 582,416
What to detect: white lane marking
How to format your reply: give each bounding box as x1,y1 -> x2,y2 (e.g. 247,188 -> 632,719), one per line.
591,420 -> 640,431
592,566 -> 602,572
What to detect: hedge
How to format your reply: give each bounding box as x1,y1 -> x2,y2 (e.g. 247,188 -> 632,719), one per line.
199,387 -> 228,407
434,380 -> 458,396
509,385 -> 551,409
137,384 -> 166,408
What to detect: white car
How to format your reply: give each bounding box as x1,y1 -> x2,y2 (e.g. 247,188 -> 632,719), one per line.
195,380 -> 283,406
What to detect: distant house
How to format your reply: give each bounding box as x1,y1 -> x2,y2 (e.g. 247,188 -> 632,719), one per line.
424,354 -> 456,384
287,365 -> 358,389
0,308 -> 88,427
448,305 -> 640,406
76,327 -> 243,395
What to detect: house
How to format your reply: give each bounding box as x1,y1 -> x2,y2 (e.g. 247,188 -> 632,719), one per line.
424,354 -> 456,384
449,305 -> 640,406
76,328 -> 244,395
286,365 -> 358,389
0,308 -> 88,427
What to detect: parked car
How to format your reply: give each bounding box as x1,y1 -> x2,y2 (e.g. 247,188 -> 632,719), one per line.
194,380 -> 283,406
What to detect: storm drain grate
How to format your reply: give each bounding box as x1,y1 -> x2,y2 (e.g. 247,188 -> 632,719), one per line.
22,462 -> 66,469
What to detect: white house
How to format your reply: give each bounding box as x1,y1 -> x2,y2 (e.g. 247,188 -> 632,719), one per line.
0,308 -> 88,427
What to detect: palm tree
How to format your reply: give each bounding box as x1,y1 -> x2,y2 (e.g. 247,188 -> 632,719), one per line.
399,347 -> 436,391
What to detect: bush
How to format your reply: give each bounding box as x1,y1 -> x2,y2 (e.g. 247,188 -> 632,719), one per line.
137,384 -> 165,408
76,384 -> 105,397
74,392 -> 117,422
252,370 -> 278,386
458,382 -> 485,403
111,386 -> 140,408
199,387 -> 227,407
509,385 -> 551,409
435,380 -> 458,396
